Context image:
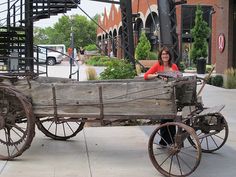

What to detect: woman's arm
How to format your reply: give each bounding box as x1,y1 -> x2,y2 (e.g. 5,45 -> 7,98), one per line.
172,63 -> 179,71
144,63 -> 159,80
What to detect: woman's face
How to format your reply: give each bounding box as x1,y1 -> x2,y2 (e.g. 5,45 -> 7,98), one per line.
161,50 -> 170,62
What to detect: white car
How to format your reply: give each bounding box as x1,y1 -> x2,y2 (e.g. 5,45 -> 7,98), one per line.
34,46 -> 63,66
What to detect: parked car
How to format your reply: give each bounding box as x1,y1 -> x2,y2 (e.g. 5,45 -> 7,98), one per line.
34,44 -> 65,65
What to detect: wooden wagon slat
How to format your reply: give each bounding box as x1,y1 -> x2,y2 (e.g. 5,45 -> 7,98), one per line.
14,77 -> 179,120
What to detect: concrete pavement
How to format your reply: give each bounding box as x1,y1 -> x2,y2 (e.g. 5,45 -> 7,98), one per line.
0,62 -> 236,177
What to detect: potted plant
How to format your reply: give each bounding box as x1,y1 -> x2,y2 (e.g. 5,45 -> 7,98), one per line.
190,5 -> 211,74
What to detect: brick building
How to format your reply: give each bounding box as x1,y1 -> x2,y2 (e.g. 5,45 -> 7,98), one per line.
96,0 -> 235,73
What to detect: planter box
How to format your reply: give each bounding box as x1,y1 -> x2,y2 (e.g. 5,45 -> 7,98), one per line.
138,60 -> 157,69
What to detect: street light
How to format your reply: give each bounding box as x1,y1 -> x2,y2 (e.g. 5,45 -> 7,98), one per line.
208,7 -> 216,64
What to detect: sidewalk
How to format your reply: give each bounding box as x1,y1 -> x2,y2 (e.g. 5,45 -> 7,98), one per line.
45,60 -> 105,81
0,65 -> 236,177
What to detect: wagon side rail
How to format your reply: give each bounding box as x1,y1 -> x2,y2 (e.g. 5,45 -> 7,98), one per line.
14,78 -> 178,121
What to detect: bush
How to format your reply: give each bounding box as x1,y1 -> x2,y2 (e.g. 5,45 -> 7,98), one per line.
84,44 -> 97,51
211,75 -> 223,87
100,60 -> 136,80
179,61 -> 186,72
135,32 -> 151,60
206,65 -> 214,73
85,56 -> 111,66
206,76 -> 212,85
148,52 -> 158,60
224,67 -> 236,89
86,67 -> 97,80
190,6 -> 210,64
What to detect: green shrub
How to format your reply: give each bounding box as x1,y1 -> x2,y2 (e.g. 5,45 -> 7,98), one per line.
190,6 -> 211,64
85,56 -> 111,66
185,66 -> 196,71
86,67 -> 98,80
100,60 -> 136,80
135,32 -> 151,60
224,67 -> 236,89
148,52 -> 158,60
84,44 -> 97,51
211,75 -> 223,87
179,61 -> 186,73
206,65 -> 214,73
206,76 -> 212,85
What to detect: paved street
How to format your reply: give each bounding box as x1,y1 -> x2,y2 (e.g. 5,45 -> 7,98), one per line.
0,62 -> 236,177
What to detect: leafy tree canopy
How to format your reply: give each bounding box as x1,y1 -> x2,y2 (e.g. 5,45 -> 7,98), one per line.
34,14 -> 98,49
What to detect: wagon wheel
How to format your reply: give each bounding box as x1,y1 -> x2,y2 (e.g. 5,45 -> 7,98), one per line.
148,122 -> 201,177
187,113 -> 228,153
36,116 -> 85,140
0,86 -> 35,160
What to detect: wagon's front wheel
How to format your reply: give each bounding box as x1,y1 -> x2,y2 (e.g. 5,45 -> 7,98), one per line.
148,122 -> 201,177
0,86 -> 35,160
36,117 -> 85,140
187,113 -> 228,153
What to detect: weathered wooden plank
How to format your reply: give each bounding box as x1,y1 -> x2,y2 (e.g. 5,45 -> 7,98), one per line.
14,77 -> 177,119
32,99 -> 175,117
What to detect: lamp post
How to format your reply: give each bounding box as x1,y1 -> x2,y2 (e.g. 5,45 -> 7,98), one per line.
69,15 -> 79,80
208,7 -> 215,64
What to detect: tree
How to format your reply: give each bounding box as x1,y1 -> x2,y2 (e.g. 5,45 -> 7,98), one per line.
190,5 -> 211,64
135,32 -> 151,60
33,27 -> 49,44
33,14 -> 98,49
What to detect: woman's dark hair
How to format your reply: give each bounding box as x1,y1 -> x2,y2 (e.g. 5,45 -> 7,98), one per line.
158,46 -> 173,67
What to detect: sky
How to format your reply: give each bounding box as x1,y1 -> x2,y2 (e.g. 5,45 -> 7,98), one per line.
0,0 -> 111,28
34,1 -> 111,28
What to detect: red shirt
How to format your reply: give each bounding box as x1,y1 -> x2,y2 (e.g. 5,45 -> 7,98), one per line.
144,61 -> 179,80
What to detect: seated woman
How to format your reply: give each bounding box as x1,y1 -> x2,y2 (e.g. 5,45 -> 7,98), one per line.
144,46 -> 179,147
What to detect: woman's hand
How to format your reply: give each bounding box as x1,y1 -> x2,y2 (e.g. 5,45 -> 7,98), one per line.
147,73 -> 158,80
159,76 -> 168,81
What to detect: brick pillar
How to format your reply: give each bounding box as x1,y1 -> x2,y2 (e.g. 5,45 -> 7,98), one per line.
117,35 -> 122,59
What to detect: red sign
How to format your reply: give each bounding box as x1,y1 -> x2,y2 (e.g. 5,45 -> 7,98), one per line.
218,33 -> 225,53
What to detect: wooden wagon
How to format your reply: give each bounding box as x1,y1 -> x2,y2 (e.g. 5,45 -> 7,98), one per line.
0,75 -> 228,177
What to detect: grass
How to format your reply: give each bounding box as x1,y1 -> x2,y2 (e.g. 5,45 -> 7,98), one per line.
224,67 -> 236,89
86,67 -> 97,80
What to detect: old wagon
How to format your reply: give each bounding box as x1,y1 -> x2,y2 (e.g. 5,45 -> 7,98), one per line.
0,74 -> 228,177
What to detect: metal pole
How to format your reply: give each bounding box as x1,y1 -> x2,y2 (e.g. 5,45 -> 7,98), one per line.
69,15 -> 74,79
25,0 -> 34,72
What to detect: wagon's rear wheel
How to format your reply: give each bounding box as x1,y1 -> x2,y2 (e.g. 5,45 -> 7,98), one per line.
148,122 -> 201,177
187,113 -> 228,153
36,117 -> 85,140
0,86 -> 35,160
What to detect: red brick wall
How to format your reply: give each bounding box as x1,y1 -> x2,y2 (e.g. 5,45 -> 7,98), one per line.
97,0 -> 232,73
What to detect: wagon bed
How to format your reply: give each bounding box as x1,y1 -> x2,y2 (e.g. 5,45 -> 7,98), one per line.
15,77 -> 179,119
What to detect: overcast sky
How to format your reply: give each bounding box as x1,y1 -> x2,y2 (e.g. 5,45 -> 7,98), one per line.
34,1 -> 111,28
0,0 -> 111,28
